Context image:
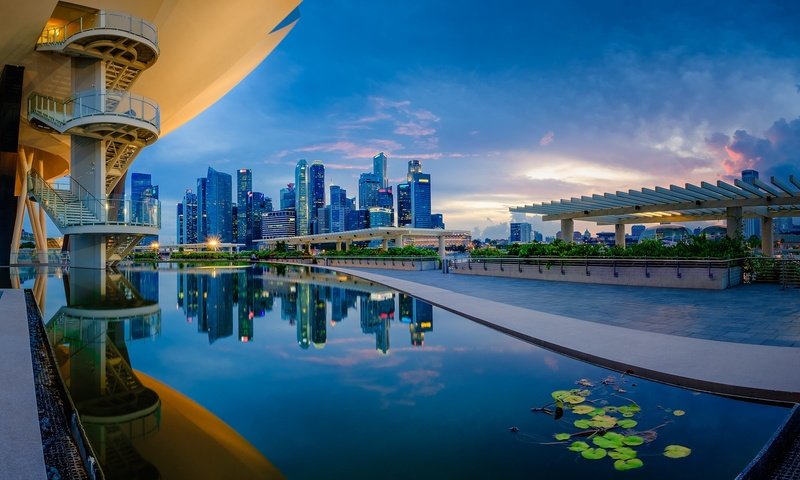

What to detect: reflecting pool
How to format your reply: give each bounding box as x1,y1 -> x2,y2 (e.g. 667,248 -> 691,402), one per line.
20,263 -> 790,479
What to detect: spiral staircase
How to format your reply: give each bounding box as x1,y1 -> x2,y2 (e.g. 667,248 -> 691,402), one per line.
26,10 -> 161,266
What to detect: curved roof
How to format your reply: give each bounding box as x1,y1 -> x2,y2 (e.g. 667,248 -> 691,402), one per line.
511,176 -> 800,225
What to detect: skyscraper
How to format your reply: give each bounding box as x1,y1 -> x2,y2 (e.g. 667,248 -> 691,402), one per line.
295,160 -> 309,235
358,173 -> 381,209
237,169 -> 252,243
397,182 -> 411,227
206,167 -> 233,242
409,160 -> 432,228
368,207 -> 393,227
246,191 -> 272,247
373,152 -> 388,188
177,203 -> 184,244
197,177 -> 208,242
182,189 -> 198,244
131,172 -> 152,223
280,183 -> 296,211
329,185 -> 347,233
262,210 -> 297,239
377,187 -> 394,226
309,161 -> 325,234
430,213 -> 444,229
742,170 -> 761,239
510,222 -> 532,243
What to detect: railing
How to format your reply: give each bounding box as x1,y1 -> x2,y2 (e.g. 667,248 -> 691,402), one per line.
743,257 -> 800,288
28,90 -> 160,133
37,10 -> 158,47
9,249 -> 66,265
320,256 -> 441,268
29,170 -> 161,229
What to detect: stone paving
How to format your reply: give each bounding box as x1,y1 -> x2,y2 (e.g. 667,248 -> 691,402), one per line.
350,269 -> 800,347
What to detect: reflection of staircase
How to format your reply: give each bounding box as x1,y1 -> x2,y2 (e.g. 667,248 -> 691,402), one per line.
107,234 -> 144,263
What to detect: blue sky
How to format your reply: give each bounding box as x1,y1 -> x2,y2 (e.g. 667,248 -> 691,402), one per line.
134,0 -> 800,242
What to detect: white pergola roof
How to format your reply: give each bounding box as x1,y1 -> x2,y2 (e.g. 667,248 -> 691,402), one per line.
255,227 -> 471,246
510,176 -> 800,225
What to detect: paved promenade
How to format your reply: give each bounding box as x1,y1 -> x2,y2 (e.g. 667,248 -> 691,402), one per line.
350,269 -> 800,347
0,289 -> 46,479
319,266 -> 800,403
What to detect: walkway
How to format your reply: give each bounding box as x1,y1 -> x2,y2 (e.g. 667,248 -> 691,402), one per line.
0,289 -> 46,479
317,267 -> 800,403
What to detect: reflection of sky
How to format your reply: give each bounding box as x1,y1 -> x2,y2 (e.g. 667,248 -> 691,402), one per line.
39,266 -> 789,479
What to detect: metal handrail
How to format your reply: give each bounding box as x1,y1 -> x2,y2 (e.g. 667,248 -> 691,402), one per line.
28,90 -> 160,133
37,11 -> 158,47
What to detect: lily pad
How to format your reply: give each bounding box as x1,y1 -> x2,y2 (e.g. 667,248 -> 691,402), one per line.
623,435 -> 644,446
572,405 -> 595,415
614,458 -> 644,471
609,447 -> 638,460
622,412 -> 636,418
551,390 -> 571,400
592,436 -> 620,449
591,408 -> 606,416
554,433 -> 571,441
617,419 -> 638,429
664,445 -> 692,459
568,441 -> 589,452
603,432 -> 625,443
673,410 -> 686,417
590,415 -> 617,429
580,448 -> 607,460
563,395 -> 586,405
573,419 -> 592,429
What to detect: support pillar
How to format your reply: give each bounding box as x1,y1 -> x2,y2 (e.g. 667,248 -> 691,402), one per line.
344,241 -> 350,252
614,223 -> 625,248
336,242 -> 341,252
761,217 -> 774,257
438,235 -> 446,259
726,207 -> 743,239
381,238 -> 388,251
561,219 -> 574,243
398,235 -> 405,248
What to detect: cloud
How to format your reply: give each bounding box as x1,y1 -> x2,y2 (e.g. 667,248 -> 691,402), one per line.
539,130 -> 555,146
706,116 -> 800,178
394,121 -> 437,137
295,139 -> 403,159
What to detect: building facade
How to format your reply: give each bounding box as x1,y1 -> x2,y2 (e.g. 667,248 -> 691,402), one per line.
510,222 -> 532,243
295,159 -> 309,235
262,210 -> 297,239
397,182 -> 411,227
373,152 -> 388,188
237,168 -> 252,243
358,173 -> 381,209
206,167 -> 233,242
309,161 -> 325,234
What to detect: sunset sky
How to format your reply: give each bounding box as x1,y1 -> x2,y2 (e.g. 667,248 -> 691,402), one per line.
134,0 -> 800,242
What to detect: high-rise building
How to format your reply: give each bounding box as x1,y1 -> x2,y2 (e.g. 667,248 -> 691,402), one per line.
237,169 -> 252,243
295,159 -> 309,235
316,206 -> 329,234
280,183 -> 296,211
409,161 -> 432,228
131,172 -> 152,223
246,192 -> 271,247
742,170 -> 761,239
347,209 -> 370,231
206,167 -> 233,242
358,173 -> 381,209
377,187 -> 394,225
329,185 -> 347,233
197,177 -> 208,242
631,224 -> 645,240
262,210 -> 297,239
510,222 -> 532,243
182,189 -> 198,244
309,161 -> 325,234
177,203 -> 184,244
368,207 -> 393,227
397,182 -> 411,227
373,152 -> 388,188
431,213 -> 444,229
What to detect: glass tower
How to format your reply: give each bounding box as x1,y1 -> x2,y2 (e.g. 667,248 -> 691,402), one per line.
329,185 -> 347,233
182,189 -> 198,244
196,177 -> 208,242
280,183 -> 296,211
309,161 -> 325,234
237,169 -> 252,243
397,183 -> 411,227
373,152 -> 388,188
410,166 -> 432,228
206,167 -> 233,242
295,159 -> 309,235
358,173 -> 381,209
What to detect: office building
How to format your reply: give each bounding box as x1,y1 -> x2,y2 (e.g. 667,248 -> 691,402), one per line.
631,224 -> 645,240
377,187 -> 394,225
431,213 -> 444,229
206,167 -> 233,242
358,173 -> 381,209
197,177 -> 208,242
369,207 -> 393,227
177,203 -> 184,244
182,189 -> 198,244
741,170 -> 761,239
407,159 -> 422,181
262,210 -> 297,239
347,209 -> 370,231
280,183 -> 296,211
237,169 -> 252,243
246,192 -> 272,246
309,160 -> 325,233
510,222 -> 532,243
397,182 -> 411,227
409,161 -> 432,228
373,152 -> 388,188
329,185 -> 347,233
295,159 -> 309,235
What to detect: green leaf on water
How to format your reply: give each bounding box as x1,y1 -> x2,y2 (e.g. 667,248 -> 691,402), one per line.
614,458 -> 644,471
617,419 -> 638,429
623,435 -> 644,446
589,415 -> 617,429
568,441 -> 589,452
622,412 -> 635,418
609,447 -> 637,460
551,390 -> 571,401
581,448 -> 608,460
664,445 -> 692,459
603,432 -> 625,443
592,436 -> 619,449
573,419 -> 592,429
572,405 -> 595,415
554,433 -> 571,441
591,408 -> 606,416
673,410 -> 686,417
563,395 -> 586,405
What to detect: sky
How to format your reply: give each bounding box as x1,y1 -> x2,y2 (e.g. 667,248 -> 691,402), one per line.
132,0 -> 800,243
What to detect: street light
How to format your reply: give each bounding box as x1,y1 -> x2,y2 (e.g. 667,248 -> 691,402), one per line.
207,236 -> 220,252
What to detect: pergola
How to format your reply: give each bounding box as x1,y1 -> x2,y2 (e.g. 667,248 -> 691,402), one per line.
510,176 -> 800,257
255,227 -> 471,259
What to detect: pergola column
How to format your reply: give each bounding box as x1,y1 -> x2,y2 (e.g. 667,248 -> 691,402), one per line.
336,242 -> 342,252
726,207 -> 742,239
344,240 -> 350,252
438,235 -> 446,259
381,238 -> 388,251
614,223 -> 625,248
561,219 -> 574,243
397,235 -> 405,248
761,217 -> 774,257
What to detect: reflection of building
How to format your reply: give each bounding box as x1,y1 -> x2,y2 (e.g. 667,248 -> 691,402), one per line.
400,294 -> 433,346
297,283 -> 311,349
360,293 -> 395,354
311,285 -> 327,348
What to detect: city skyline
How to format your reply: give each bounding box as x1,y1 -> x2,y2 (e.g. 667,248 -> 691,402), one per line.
131,0 -> 800,243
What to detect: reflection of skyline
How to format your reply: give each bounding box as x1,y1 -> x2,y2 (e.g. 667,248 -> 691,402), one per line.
174,266 -> 435,353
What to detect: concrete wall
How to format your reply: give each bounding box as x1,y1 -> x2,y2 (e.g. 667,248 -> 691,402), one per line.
451,259 -> 742,290
323,257 -> 440,271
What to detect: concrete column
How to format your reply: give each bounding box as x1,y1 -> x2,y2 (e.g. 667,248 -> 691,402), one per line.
398,235 -> 405,248
438,235 -> 446,259
336,242 -> 341,252
561,219 -> 574,243
726,207 -> 743,239
761,217 -> 774,257
344,241 -> 350,252
614,223 -> 625,248
381,238 -> 388,251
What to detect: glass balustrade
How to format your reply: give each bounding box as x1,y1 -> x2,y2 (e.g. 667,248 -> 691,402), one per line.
37,11 -> 158,47
28,90 -> 160,133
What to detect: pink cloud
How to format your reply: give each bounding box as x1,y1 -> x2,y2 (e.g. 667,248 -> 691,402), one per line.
295,139 -> 403,159
394,121 -> 437,137
539,130 -> 555,146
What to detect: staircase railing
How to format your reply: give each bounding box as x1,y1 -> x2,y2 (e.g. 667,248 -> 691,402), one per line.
37,11 -> 158,47
28,90 -> 160,133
